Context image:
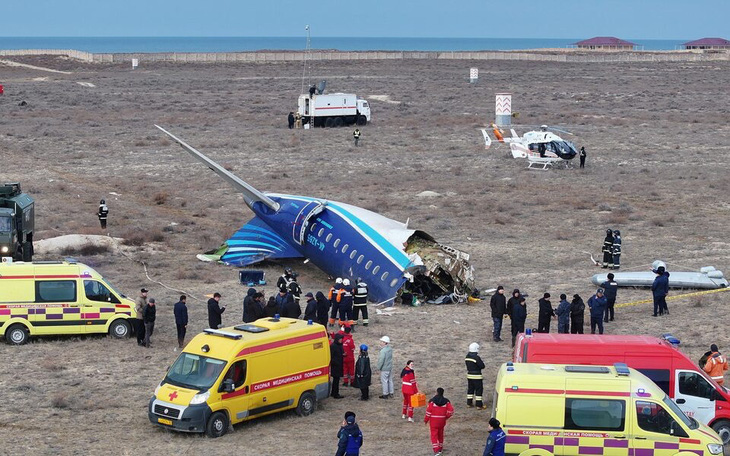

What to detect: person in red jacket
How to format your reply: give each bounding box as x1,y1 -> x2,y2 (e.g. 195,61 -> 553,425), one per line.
424,387 -> 454,456
400,360 -> 418,422
340,324 -> 356,387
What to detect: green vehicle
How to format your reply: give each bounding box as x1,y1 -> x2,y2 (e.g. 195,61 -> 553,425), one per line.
0,183 -> 34,261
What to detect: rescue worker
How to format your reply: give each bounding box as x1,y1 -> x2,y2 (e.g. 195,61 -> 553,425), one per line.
510,295 -> 527,348
142,298 -> 156,348
341,325 -> 356,387
303,292 -> 317,322
570,294 -> 585,334
330,333 -> 345,399
601,273 -> 619,322
295,112 -> 302,129
555,294 -> 571,334
465,343 -> 486,409
537,293 -> 555,333
588,288 -> 607,335
337,278 -> 354,327
352,279 -> 369,326
483,417 -> 506,456
353,128 -> 361,147
97,199 -> 108,229
207,292 -> 225,329
602,229 -> 614,268
315,291 -> 330,326
400,360 -> 418,422
651,265 -> 670,316
612,229 -> 622,270
276,267 -> 296,292
704,344 -> 728,385
355,344 -> 372,400
489,286 -> 507,342
377,335 -> 394,399
329,278 -> 344,326
288,111 -> 295,129
173,294 -> 188,350
135,288 -> 148,346
579,146 -> 586,169
424,387 -> 454,456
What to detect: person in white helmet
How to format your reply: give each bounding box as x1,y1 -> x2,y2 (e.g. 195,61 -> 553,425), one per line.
377,335 -> 394,398
329,278 -> 344,326
465,343 -> 486,409
337,278 -> 354,327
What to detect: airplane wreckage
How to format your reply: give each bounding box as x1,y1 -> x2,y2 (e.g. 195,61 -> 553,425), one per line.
156,126 -> 476,305
591,261 -> 728,290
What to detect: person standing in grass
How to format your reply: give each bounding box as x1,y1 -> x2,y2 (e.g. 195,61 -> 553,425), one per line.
400,360 -> 419,422
377,336 -> 394,399
143,298 -> 156,348
424,387 -> 455,456
173,295 -> 188,350
355,344 -> 372,401
135,288 -> 148,346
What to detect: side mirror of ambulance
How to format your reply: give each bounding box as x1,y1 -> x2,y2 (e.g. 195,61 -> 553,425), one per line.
222,379 -> 235,393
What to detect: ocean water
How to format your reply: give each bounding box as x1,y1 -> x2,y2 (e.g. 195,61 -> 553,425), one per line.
0,36 -> 687,53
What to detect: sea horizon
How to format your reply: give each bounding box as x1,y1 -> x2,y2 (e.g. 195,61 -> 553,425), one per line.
0,36 -> 691,53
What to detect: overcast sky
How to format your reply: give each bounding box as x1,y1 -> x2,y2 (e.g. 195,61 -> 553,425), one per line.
2,0 -> 727,39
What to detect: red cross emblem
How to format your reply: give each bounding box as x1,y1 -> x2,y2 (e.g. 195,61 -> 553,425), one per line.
169,391 -> 178,401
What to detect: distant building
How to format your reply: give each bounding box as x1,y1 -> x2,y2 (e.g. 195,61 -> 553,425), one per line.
574,37 -> 638,50
683,38 -> 730,50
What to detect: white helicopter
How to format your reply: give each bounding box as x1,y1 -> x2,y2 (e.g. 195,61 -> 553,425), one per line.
481,124 -> 579,170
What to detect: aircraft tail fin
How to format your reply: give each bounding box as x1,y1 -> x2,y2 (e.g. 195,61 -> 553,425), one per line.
155,125 -> 280,212
208,217 -> 303,266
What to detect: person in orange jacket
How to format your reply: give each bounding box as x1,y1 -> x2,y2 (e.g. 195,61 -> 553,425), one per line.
424,387 -> 454,456
340,324 -> 356,387
704,344 -> 729,385
401,360 -> 418,422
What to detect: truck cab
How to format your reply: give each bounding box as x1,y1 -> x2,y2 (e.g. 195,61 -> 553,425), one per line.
0,183 -> 34,261
356,97 -> 371,122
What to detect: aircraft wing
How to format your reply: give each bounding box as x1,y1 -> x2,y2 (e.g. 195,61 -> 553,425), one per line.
212,217 -> 304,266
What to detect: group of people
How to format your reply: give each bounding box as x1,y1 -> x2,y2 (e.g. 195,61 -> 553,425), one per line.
133,288 -> 191,349
602,228 -> 622,269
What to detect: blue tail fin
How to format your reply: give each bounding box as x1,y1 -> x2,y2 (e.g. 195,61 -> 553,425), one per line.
219,217 -> 303,266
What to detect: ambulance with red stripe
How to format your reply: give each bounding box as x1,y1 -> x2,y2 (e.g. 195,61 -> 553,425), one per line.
493,362 -> 724,456
148,317 -> 330,437
0,260 -> 137,345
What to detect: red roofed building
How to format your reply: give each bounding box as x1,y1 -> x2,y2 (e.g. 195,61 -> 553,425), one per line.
574,37 -> 638,50
683,38 -> 730,50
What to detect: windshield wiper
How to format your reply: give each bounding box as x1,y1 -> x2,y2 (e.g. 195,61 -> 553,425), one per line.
164,378 -> 201,391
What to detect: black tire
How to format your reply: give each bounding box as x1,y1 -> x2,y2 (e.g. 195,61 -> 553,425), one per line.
325,118 -> 335,128
295,391 -> 316,417
205,411 -> 229,438
334,117 -> 344,128
22,242 -> 32,262
6,324 -> 29,345
109,319 -> 132,339
712,419 -> 730,445
357,115 -> 367,126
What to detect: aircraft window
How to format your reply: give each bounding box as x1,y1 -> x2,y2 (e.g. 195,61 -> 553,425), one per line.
357,255 -> 364,264
333,239 -> 341,248
310,223 -> 317,233
342,244 -> 349,253
390,278 -> 399,288
381,271 -> 389,281
350,250 -> 357,260
365,260 -> 372,270
372,265 -> 380,275
318,228 -> 325,237
326,233 -> 332,242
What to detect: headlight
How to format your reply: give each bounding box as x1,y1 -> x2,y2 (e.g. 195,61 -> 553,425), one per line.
1,246 -> 8,253
189,390 -> 210,405
154,383 -> 161,395
708,443 -> 723,455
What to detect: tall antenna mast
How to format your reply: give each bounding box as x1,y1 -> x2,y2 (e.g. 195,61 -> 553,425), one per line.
301,25 -> 311,95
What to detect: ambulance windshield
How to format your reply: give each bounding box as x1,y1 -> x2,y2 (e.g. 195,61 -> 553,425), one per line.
165,353 -> 227,391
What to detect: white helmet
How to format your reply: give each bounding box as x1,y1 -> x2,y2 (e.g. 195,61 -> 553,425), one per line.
335,277 -> 343,284
380,336 -> 390,344
469,342 -> 480,353
343,278 -> 350,286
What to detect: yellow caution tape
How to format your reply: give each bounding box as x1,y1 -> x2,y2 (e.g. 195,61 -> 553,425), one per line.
615,287 -> 730,309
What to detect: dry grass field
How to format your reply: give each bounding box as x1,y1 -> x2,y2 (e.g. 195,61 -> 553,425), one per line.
1,55 -> 729,455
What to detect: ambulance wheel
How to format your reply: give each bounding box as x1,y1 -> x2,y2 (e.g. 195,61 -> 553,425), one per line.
334,117 -> 344,127
109,319 -> 131,339
6,324 -> 29,345
325,118 -> 335,128
206,411 -> 229,438
712,419 -> 730,444
295,391 -> 316,416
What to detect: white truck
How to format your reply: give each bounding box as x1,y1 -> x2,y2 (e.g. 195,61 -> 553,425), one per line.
297,93 -> 370,128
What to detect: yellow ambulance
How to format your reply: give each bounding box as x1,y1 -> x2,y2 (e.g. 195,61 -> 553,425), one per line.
0,260 -> 137,344
148,317 -> 330,437
493,362 -> 724,456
